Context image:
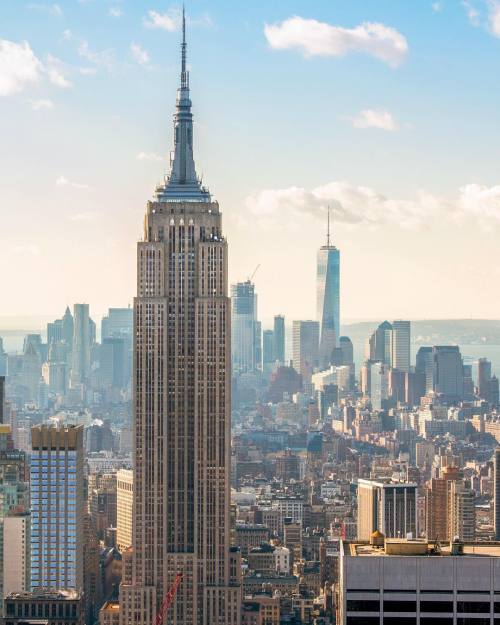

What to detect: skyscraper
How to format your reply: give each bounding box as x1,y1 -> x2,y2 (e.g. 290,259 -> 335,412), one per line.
231,280 -> 258,375
292,320 -> 319,381
317,211 -> 340,369
391,320 -> 411,372
71,303 -> 90,386
495,448 -> 500,541
432,345 -> 464,402
273,315 -> 285,365
119,15 -> 240,625
366,321 -> 393,366
30,424 -> 84,591
357,479 -> 417,540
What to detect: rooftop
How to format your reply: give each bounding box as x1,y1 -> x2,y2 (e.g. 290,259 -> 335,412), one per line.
346,538 -> 500,558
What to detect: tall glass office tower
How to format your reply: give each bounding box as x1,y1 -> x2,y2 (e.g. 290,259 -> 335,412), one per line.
317,212 -> 340,370
30,424 -> 84,591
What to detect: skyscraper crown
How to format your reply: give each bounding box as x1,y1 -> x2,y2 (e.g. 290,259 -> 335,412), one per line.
155,7 -> 211,202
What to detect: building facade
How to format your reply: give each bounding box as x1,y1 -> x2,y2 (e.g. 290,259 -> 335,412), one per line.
30,424 -> 84,591
317,219 -> 340,370
119,15 -> 240,625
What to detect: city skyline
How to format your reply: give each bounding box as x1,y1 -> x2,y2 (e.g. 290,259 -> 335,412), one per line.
2,1 -> 500,322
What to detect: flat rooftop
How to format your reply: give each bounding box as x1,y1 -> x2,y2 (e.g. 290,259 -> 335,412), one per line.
347,539 -> 500,558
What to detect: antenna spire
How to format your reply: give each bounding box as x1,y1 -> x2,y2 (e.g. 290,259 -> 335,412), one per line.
181,5 -> 188,89
326,206 -> 331,247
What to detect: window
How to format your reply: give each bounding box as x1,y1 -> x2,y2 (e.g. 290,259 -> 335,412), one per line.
383,600 -> 416,613
457,602 -> 490,613
420,601 -> 454,613
346,600 -> 379,612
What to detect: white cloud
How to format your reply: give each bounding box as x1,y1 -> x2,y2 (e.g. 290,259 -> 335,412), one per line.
143,9 -> 179,31
45,54 -> 72,87
30,98 -> 54,110
130,43 -> 150,66
349,109 -> 399,131
79,67 -> 97,75
245,181 -> 500,231
264,16 -> 408,67
56,176 -> 92,190
136,151 -> 164,162
0,39 -> 43,96
432,2 -> 443,12
462,0 -> 481,26
78,40 -> 115,71
27,3 -> 62,17
109,7 -> 123,18
488,0 -> 500,35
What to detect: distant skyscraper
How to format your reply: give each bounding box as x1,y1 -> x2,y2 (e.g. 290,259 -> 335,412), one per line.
432,346 -> 464,402
317,211 -> 340,369
30,424 -> 84,591
273,315 -> 285,365
367,321 -> 393,366
370,361 -> 389,411
101,307 -> 133,340
231,280 -> 258,374
262,329 -> 275,370
71,304 -> 90,386
357,479 -> 417,540
120,15 -> 240,625
62,306 -> 74,346
292,320 -> 319,381
495,448 -> 500,541
416,346 -> 434,394
0,339 -> 6,377
392,320 -> 411,372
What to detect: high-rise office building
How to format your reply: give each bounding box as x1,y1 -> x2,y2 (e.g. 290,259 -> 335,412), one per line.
369,361 -> 389,411
262,329 -> 275,371
495,448 -> 500,541
62,306 -> 74,346
366,321 -> 392,366
292,320 -> 319,381
0,376 -> 4,424
231,280 -> 258,375
116,469 -> 133,552
273,315 -> 285,365
3,510 -> 30,596
391,320 -> 411,372
477,357 -> 499,405
357,479 -> 417,541
432,345 -> 464,402
30,424 -> 84,591
119,15 -> 240,625
416,346 -> 433,394
101,307 -> 133,341
71,304 -> 90,386
317,213 -> 340,370
0,339 -> 6,377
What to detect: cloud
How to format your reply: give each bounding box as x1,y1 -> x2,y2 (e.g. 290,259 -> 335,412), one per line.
78,40 -> 115,71
30,98 -> 54,110
264,16 -> 408,67
46,54 -> 72,87
79,67 -> 97,75
136,151 -> 164,162
56,176 -> 92,190
143,9 -> 179,31
348,109 -> 399,131
244,180 -> 500,231
27,3 -> 62,17
462,0 -> 481,26
0,39 -> 43,96
109,7 -> 123,18
130,43 -> 150,66
431,2 -> 443,12
488,0 -> 500,35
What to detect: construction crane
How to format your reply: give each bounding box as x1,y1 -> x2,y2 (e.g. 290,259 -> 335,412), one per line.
153,574 -> 183,625
248,263 -> 260,282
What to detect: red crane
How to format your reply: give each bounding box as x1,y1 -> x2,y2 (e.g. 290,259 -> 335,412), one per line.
153,574 -> 183,625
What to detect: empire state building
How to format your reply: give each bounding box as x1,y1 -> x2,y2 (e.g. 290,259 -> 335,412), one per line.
119,13 -> 241,625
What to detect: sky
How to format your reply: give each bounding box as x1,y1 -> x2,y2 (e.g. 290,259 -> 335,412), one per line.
1,0 -> 500,328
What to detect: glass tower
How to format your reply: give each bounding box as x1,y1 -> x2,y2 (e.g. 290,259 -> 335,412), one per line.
317,219 -> 340,370
30,424 -> 84,591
